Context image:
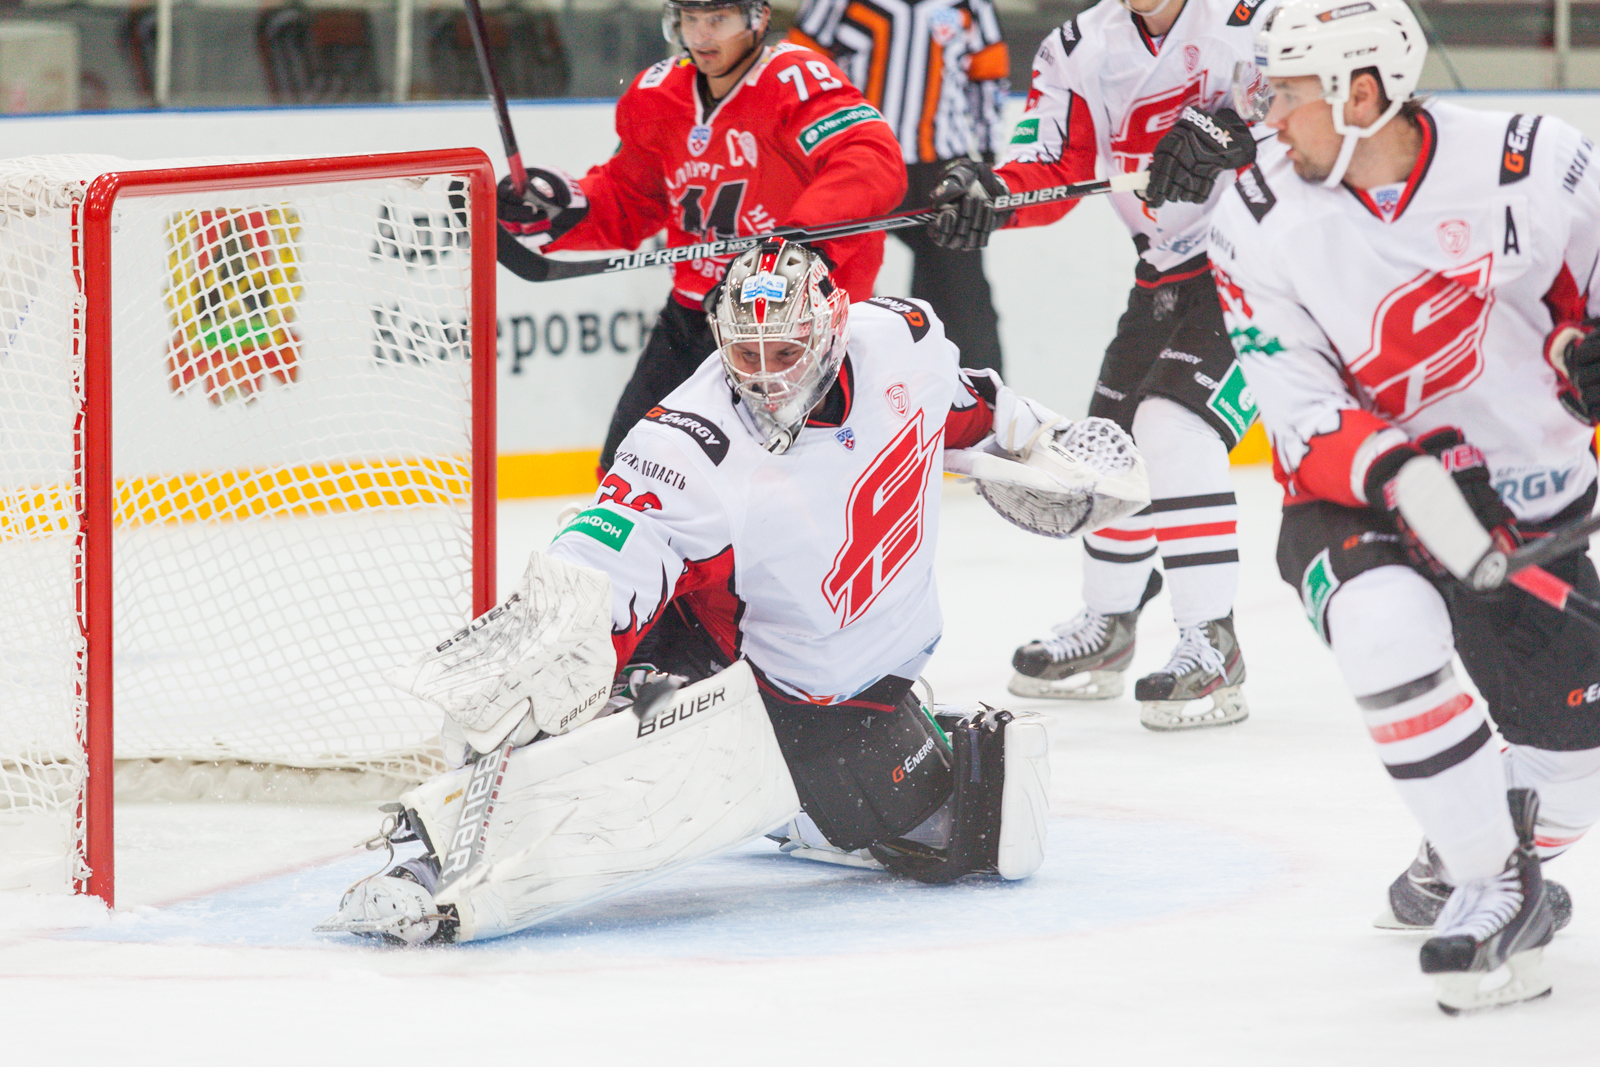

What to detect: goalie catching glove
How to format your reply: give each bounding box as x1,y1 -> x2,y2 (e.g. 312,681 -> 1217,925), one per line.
1364,427 -> 1518,591
947,385 -> 1149,537
1144,106 -> 1255,209
496,167 -> 588,249
383,551 -> 616,756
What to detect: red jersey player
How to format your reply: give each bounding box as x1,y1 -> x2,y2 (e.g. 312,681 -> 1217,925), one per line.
497,0 -> 907,470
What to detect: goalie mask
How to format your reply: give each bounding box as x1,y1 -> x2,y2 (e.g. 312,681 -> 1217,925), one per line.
711,238 -> 849,455
1234,0 -> 1426,188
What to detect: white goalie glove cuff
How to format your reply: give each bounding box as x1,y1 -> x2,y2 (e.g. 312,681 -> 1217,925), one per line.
384,552 -> 617,753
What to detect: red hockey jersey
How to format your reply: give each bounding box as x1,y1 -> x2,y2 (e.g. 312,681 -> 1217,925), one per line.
549,43 -> 908,307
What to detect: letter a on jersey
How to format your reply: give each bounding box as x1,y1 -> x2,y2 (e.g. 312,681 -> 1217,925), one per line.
823,413 -> 941,625
1349,254 -> 1495,419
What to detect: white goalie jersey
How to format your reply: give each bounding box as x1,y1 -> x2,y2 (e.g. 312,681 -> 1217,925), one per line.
1208,100 -> 1600,521
997,0 -> 1277,270
547,298 -> 1002,709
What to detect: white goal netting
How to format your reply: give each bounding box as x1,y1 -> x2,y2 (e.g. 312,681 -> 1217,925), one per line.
0,153 -> 490,893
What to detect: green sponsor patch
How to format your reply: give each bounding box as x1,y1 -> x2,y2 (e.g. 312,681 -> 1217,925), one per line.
559,507 -> 635,551
1228,325 -> 1284,357
1009,117 -> 1040,145
1301,548 -> 1339,645
797,105 -> 883,156
1206,362 -> 1258,442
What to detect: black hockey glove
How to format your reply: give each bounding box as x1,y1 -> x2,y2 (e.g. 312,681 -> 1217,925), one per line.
926,159 -> 1012,252
1144,107 -> 1255,210
1364,427 -> 1519,587
496,167 -> 588,248
1544,319 -> 1600,424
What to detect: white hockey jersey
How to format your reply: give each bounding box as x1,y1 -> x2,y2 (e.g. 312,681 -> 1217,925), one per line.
998,0 -> 1276,272
547,299 -> 1000,709
1208,100 -> 1600,522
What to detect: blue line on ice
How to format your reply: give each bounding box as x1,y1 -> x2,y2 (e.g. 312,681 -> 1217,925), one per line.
62,816 -> 1282,955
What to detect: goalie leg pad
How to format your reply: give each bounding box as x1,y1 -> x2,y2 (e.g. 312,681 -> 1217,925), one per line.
397,661 -> 800,942
871,708 -> 1051,883
764,689 -> 954,852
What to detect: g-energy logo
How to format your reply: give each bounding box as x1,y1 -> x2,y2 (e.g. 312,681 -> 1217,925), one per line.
866,295 -> 930,341
892,736 -> 938,783
644,405 -> 730,464
1227,0 -> 1267,25
1501,114 -> 1542,184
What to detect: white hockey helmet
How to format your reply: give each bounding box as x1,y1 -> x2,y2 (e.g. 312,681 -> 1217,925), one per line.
1236,0 -> 1427,186
662,0 -> 769,46
711,238 -> 849,455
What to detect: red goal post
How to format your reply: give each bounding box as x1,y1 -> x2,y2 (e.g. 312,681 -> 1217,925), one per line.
1,150 -> 498,905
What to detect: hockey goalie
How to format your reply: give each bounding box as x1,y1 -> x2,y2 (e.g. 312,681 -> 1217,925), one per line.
317,239 -> 1148,944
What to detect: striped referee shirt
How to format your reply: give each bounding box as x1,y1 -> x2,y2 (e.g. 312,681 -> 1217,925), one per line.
789,0 -> 1010,164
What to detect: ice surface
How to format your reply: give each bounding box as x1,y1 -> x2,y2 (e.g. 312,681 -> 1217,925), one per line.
2,467 -> 1598,1064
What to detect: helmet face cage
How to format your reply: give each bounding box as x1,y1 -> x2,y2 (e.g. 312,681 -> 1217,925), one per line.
1246,0 -> 1426,139
712,240 -> 849,451
662,0 -> 768,46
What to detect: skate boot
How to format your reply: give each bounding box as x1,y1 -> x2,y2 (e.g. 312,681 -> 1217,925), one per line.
1009,572 -> 1160,700
1134,613 -> 1248,731
1420,789 -> 1556,1015
314,807 -> 456,946
1376,838 -> 1572,932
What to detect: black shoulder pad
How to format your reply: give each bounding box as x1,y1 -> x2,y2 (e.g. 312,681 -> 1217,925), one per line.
643,405 -> 729,465
865,296 -> 931,342
1057,16 -> 1082,56
1226,0 -> 1268,26
1234,163 -> 1276,222
1500,114 -> 1542,185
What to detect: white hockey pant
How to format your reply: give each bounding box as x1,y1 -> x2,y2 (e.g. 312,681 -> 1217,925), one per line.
401,661 -> 801,942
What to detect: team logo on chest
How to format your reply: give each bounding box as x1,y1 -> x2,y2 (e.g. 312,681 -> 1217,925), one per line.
687,124 -> 713,157
1350,253 -> 1495,419
823,412 -> 941,626
1111,78 -> 1205,174
1437,220 -> 1470,258
885,382 -> 909,417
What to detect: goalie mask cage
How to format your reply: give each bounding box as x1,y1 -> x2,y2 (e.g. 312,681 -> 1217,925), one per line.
0,150 -> 498,906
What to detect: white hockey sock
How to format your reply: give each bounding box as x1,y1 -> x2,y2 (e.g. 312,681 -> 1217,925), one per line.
1081,512 -> 1157,614
1328,566 -> 1515,883
1132,397 -> 1239,628
1503,743 -> 1600,861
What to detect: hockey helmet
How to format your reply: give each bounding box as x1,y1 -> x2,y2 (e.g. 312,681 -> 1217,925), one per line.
1235,0 -> 1427,185
662,0 -> 769,46
710,238 -> 849,455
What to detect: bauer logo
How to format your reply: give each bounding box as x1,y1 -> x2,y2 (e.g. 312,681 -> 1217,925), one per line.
797,105 -> 883,156
1010,118 -> 1040,145
644,405 -> 730,464
637,685 -> 727,738
561,507 -> 635,551
1205,363 -> 1258,442
1501,114 -> 1542,184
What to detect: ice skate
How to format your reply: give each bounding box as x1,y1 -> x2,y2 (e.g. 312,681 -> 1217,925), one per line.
315,857 -> 455,946
768,813 -> 884,870
1135,614 -> 1247,730
1009,573 -> 1160,700
1420,789 -> 1556,1015
1376,838 -> 1571,932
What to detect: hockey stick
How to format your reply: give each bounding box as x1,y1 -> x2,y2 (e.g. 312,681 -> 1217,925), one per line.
500,171 -> 1150,283
435,735 -> 516,895
1494,511 -> 1600,632
461,0 -> 527,194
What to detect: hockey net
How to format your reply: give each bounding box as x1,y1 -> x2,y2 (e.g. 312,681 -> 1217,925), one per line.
0,151 -> 497,900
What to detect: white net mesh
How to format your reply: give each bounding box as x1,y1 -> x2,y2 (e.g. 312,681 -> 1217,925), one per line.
0,154 -> 484,892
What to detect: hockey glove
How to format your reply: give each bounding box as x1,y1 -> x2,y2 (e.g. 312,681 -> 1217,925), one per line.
1364,427 -> 1517,590
1544,319 -> 1600,424
496,167 -> 588,248
927,159 -> 1012,252
1144,107 -> 1255,209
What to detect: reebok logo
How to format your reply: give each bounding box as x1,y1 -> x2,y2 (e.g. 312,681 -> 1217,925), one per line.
1182,107 -> 1231,148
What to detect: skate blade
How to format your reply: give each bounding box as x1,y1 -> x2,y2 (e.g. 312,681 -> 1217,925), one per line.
1373,902 -> 1430,931
779,844 -> 885,870
1007,670 -> 1124,701
1139,685 -> 1249,731
1435,948 -> 1552,1015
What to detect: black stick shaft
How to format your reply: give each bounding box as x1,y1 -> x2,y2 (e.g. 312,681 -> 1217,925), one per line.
462,0 -> 527,193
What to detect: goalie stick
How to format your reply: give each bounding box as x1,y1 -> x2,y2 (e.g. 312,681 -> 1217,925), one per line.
499,172 -> 1151,283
